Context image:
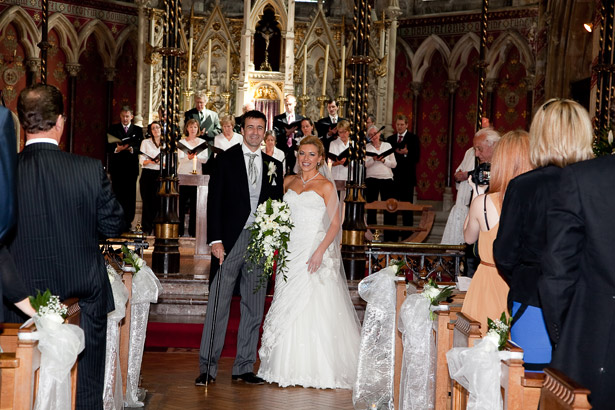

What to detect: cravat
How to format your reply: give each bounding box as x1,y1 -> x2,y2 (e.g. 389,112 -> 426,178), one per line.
124,125 -> 129,134
288,113 -> 294,124
246,153 -> 258,185
397,134 -> 403,144
332,116 -> 337,124
199,111 -> 204,122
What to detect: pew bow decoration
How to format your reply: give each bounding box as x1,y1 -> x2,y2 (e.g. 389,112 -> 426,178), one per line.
422,279 -> 454,320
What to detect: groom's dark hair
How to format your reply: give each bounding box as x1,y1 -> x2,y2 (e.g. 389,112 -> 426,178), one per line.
243,110 -> 267,126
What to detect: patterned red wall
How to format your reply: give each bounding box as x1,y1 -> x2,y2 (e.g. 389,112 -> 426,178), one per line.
112,40 -> 138,121
46,29 -> 69,150
415,52 -> 449,200
492,48 -> 529,134
74,36 -> 107,163
392,49 -> 414,127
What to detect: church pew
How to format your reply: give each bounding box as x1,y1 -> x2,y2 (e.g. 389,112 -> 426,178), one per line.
119,268 -> 133,396
500,341 -> 544,410
434,302 -> 463,410
450,312 -> 482,410
365,199 -> 435,243
539,368 -> 591,410
0,298 -> 80,410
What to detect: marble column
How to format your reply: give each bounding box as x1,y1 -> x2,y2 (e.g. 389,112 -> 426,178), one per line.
524,74 -> 535,129
485,78 -> 498,123
375,15 -> 390,133
411,81 -> 422,135
104,67 -> 117,170
385,1 -> 402,132
65,63 -> 81,154
283,1 -> 296,96
134,0 -> 149,127
25,58 -> 41,86
237,0 -> 253,114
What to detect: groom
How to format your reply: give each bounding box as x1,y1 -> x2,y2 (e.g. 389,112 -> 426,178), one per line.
196,110 -> 284,385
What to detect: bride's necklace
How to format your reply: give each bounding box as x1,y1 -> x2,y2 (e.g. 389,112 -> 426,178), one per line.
300,172 -> 320,186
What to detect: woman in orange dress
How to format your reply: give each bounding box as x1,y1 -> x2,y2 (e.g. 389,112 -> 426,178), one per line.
461,130 -> 532,335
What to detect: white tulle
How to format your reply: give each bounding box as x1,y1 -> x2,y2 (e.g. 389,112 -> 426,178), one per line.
398,292 -> 436,410
352,267 -> 398,409
257,189 -> 361,389
446,335 -> 502,410
103,265 -> 129,410
32,314 -> 85,410
124,264 -> 162,407
441,148 -> 476,245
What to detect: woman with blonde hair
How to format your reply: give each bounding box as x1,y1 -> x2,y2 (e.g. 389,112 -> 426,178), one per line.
494,99 -> 594,371
461,130 -> 533,335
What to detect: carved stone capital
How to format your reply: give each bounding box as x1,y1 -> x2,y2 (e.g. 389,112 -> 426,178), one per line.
411,81 -> 423,96
65,63 -> 81,77
134,0 -> 149,8
25,58 -> 41,72
523,75 -> 536,89
446,80 -> 459,94
104,67 -> 118,81
485,79 -> 499,92
386,1 -> 403,20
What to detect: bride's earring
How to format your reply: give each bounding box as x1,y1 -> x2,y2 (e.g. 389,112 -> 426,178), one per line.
317,162 -> 321,166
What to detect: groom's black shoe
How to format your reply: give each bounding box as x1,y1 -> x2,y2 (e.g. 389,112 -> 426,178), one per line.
232,372 -> 265,385
195,373 -> 215,386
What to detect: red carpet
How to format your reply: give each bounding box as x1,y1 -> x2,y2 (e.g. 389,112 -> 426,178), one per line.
145,296 -> 272,357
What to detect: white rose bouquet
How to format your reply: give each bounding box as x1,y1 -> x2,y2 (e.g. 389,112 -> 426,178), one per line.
422,278 -> 454,320
122,245 -> 145,274
246,198 -> 294,291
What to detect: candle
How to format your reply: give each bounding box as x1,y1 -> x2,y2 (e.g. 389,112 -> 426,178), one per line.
303,46 -> 307,96
187,38 -> 193,90
226,40 -> 231,91
340,45 -> 345,97
321,44 -> 329,96
192,155 -> 197,173
207,39 -> 212,90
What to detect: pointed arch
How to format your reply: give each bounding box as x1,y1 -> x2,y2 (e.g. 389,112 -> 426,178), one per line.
78,19 -> 116,67
412,35 -> 451,83
486,30 -> 534,79
396,37 -> 415,74
297,4 -> 339,62
48,13 -> 79,63
449,32 -> 480,81
0,6 -> 39,58
113,25 -> 138,63
249,0 -> 288,34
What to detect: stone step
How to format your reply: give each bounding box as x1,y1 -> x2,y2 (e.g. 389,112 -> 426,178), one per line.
156,274 -> 209,296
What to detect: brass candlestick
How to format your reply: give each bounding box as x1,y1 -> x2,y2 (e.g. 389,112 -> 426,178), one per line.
221,92 -> 231,115
337,95 -> 348,118
316,95 -> 327,118
298,94 -> 311,116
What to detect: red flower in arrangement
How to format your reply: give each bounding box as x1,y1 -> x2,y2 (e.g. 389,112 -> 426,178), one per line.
272,249 -> 279,274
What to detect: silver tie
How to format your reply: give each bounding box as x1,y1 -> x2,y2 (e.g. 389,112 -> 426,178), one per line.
247,153 -> 258,186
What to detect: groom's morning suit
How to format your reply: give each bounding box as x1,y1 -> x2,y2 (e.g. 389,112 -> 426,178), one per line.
6,142 -> 125,408
540,155 -> 615,410
199,143 -> 283,378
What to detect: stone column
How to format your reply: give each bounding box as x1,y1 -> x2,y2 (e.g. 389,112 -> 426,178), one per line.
375,15 -> 390,133
442,80 -> 459,212
384,1 -> 402,132
65,63 -> 81,154
485,78 -> 498,123
134,0 -> 149,127
25,58 -> 41,86
283,0 -> 296,96
237,0 -> 253,114
411,81 -> 422,135
104,68 -> 117,171
524,74 -> 535,128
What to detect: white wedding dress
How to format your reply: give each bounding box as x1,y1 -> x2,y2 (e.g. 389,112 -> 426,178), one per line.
257,189 -> 361,389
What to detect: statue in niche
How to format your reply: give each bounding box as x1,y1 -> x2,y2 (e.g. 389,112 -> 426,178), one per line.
254,6 -> 281,72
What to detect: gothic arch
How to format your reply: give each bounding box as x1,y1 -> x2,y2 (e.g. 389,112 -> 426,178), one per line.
77,20 -> 116,67
249,0 -> 288,34
48,13 -> 79,63
486,30 -> 534,79
449,32 -> 480,81
396,37 -> 415,74
412,34 -> 451,83
0,6 -> 39,58
113,25 -> 138,64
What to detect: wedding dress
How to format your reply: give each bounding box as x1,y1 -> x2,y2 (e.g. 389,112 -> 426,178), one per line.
257,189 -> 361,389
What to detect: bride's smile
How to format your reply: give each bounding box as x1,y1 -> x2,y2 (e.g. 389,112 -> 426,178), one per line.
297,144 -> 321,174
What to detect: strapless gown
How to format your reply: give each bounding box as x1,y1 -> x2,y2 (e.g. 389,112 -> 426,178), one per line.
257,189 -> 361,389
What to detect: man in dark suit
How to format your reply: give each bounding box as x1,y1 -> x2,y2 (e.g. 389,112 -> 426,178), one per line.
6,84 -> 125,409
540,155 -> 615,410
196,110 -> 283,386
316,99 -> 345,154
387,114 -> 420,234
107,105 -> 143,229
273,94 -> 303,174
184,91 -> 221,143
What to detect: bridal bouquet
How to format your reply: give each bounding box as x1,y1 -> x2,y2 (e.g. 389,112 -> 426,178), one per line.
246,198 -> 294,291
422,278 -> 454,320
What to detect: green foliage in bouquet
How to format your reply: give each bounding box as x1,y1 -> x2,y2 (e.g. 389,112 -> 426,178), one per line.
29,289 -> 68,319
487,311 -> 512,351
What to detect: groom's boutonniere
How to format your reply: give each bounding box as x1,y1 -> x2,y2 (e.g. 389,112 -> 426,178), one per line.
266,161 -> 277,183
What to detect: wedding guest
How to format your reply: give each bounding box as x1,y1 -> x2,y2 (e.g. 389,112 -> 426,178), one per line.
214,115 -> 243,154
494,100 -> 594,372
316,99 -> 344,153
461,130 -> 532,335
138,121 -> 162,235
365,125 -> 397,241
177,118 -> 209,237
300,117 -> 316,137
262,130 -> 286,175
184,92 -> 221,143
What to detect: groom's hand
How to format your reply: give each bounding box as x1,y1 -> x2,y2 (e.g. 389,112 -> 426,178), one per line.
212,243 -> 226,264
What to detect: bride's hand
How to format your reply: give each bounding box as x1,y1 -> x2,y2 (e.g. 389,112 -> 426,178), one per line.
307,248 -> 325,273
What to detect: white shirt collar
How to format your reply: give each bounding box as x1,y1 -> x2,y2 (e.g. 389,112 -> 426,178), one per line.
26,138 -> 58,146
241,143 -> 262,158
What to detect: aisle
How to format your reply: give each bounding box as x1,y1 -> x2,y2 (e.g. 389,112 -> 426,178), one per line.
140,350 -> 355,410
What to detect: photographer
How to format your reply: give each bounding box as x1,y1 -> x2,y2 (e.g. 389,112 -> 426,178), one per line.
460,128 -> 500,196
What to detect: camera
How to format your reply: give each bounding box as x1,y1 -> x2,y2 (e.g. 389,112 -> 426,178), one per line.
470,162 -> 491,186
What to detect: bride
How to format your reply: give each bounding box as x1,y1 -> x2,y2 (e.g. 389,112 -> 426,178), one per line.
257,135 -> 361,389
